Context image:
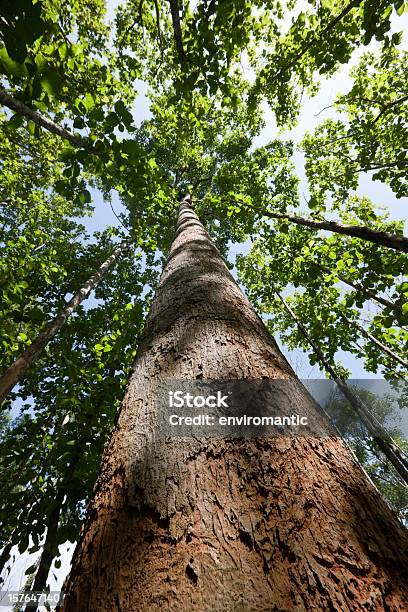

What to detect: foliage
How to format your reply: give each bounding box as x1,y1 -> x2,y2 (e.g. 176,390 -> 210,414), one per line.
0,239 -> 157,566
243,0 -> 404,125
237,198 -> 408,379
302,46 -> 408,208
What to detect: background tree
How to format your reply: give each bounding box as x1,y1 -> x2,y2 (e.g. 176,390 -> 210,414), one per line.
324,386 -> 408,525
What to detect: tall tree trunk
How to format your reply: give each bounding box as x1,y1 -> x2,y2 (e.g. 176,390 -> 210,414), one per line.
0,89 -> 89,149
0,239 -> 130,406
62,197 -> 408,611
263,209 -> 408,253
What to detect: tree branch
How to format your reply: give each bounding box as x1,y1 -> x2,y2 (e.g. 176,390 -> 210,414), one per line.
316,262 -> 403,316
269,0 -> 363,83
261,209 -> 408,253
0,238 -> 131,406
153,0 -> 164,61
168,0 -> 185,67
339,312 -> 408,369
0,88 -> 91,150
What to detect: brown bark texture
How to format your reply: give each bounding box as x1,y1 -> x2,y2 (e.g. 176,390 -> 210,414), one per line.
62,198 -> 408,611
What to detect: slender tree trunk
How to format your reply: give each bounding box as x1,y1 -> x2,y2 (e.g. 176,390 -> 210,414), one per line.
24,455 -> 81,612
24,491 -> 65,612
168,0 -> 186,66
62,198 -> 408,611
0,89 -> 89,149
277,292 -> 408,485
339,312 -> 408,369
263,210 -> 408,253
0,239 -> 130,406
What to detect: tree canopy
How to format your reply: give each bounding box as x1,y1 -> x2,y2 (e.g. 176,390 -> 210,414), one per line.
0,0 -> 407,590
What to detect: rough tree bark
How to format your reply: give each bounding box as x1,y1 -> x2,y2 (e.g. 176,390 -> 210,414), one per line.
62,197 -> 408,611
0,238 -> 130,406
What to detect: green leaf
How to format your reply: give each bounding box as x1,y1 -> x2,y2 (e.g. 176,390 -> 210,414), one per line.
79,189 -> 92,204
73,117 -> 85,129
0,46 -> 28,77
58,43 -> 69,60
9,114 -> 24,128
396,2 -> 406,16
40,69 -> 63,97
